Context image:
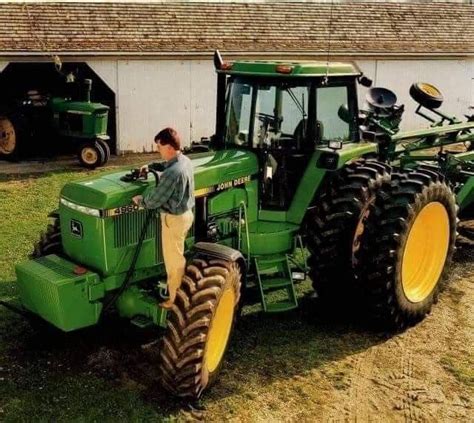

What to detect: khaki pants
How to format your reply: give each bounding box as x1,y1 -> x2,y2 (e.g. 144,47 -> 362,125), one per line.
160,210 -> 194,302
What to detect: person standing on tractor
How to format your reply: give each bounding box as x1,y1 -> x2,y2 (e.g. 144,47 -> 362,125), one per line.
132,128 -> 195,309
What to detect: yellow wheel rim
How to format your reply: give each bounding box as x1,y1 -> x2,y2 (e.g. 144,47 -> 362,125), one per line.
402,202 -> 450,303
81,147 -> 98,165
418,83 -> 441,98
204,287 -> 236,374
0,117 -> 16,154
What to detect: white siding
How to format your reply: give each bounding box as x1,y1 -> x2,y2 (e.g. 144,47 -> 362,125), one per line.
87,61 -> 118,92
471,58 -> 474,108
190,60 -> 217,144
353,59 -> 377,107
115,59 -> 216,152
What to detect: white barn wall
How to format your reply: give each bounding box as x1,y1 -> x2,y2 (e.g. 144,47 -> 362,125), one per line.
374,60 -> 471,131
115,59 -> 216,153
471,58 -> 474,107
190,60 -> 217,145
84,57 -> 474,152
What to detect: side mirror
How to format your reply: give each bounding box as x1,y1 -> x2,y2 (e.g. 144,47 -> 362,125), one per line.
213,50 -> 224,70
338,104 -> 351,123
358,75 -> 373,87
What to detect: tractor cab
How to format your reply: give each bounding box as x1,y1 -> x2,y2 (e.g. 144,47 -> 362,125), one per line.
215,56 -> 361,210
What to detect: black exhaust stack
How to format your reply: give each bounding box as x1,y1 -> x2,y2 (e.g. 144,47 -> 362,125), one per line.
83,79 -> 92,103
214,50 -> 226,146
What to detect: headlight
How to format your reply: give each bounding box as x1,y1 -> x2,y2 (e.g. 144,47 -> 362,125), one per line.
60,198 -> 101,217
328,140 -> 343,150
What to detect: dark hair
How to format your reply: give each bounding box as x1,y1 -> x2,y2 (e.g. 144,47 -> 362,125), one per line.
154,127 -> 181,150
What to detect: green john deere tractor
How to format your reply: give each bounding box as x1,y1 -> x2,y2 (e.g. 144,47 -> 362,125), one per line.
0,78 -> 110,168
4,51 -> 474,399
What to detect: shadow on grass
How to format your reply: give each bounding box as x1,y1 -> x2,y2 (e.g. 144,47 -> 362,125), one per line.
0,287 -> 389,418
0,164 -> 103,182
1,242 -> 472,419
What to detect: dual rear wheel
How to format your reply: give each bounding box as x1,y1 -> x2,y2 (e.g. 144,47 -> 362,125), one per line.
307,162 -> 457,330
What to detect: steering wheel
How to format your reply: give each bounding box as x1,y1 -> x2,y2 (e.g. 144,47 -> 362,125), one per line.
256,112 -> 275,122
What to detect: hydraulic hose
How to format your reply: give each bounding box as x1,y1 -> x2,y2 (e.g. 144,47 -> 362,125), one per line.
103,169 -> 160,312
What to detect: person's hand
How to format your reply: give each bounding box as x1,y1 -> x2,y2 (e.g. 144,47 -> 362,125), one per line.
132,195 -> 143,205
139,165 -> 149,177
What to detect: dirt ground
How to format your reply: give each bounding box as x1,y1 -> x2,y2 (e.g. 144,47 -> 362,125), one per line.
317,243 -> 474,423
0,155 -> 473,421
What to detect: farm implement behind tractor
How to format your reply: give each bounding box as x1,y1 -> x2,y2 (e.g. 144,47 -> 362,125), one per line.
2,51 -> 473,399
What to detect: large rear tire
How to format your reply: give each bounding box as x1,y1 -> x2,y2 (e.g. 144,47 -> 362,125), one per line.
356,168 -> 457,330
159,257 -> 241,399
305,159 -> 391,301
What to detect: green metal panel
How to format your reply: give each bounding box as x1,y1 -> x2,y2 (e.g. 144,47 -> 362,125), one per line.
208,188 -> 248,216
221,61 -> 361,78
51,98 -> 109,114
258,210 -> 287,222
15,255 -> 103,332
286,143 -> 377,224
60,149 -> 259,210
116,286 -> 167,328
244,221 -> 299,255
51,98 -> 109,138
457,177 -> 474,212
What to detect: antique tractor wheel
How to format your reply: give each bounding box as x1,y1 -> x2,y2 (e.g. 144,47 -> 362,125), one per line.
356,168 -> 457,330
78,140 -> 106,169
30,213 -> 63,259
159,257 -> 241,399
95,139 -> 110,165
305,159 -> 391,301
0,113 -> 24,160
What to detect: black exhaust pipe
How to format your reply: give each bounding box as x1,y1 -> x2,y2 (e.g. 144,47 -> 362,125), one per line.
83,79 -> 92,103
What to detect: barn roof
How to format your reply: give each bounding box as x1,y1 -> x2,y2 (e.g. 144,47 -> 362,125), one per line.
0,2 -> 473,56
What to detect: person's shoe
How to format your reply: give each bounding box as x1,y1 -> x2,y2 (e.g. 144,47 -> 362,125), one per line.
159,299 -> 174,309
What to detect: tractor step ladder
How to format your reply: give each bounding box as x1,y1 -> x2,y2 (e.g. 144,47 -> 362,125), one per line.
254,255 -> 298,313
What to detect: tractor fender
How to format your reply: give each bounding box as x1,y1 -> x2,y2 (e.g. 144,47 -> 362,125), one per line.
192,242 -> 247,282
316,143 -> 379,172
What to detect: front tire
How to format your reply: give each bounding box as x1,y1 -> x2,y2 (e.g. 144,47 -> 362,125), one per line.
78,141 -> 105,169
356,168 -> 457,329
159,257 -> 241,399
30,214 -> 63,259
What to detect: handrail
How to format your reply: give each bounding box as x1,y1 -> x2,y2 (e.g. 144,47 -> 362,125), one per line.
238,201 -> 251,268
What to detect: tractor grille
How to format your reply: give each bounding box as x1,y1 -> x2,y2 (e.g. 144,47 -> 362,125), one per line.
113,210 -> 157,248
35,256 -> 75,278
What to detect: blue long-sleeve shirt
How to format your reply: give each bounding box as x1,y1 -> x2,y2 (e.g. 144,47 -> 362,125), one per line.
142,153 -> 195,214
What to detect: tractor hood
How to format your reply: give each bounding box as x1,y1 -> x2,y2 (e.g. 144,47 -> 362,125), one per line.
60,149 -> 259,211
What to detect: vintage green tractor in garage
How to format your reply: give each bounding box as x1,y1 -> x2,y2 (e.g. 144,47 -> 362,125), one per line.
4,52 -> 474,400
0,78 -> 110,168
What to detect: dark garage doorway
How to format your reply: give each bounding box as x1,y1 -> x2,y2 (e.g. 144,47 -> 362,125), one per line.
0,61 -> 116,159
